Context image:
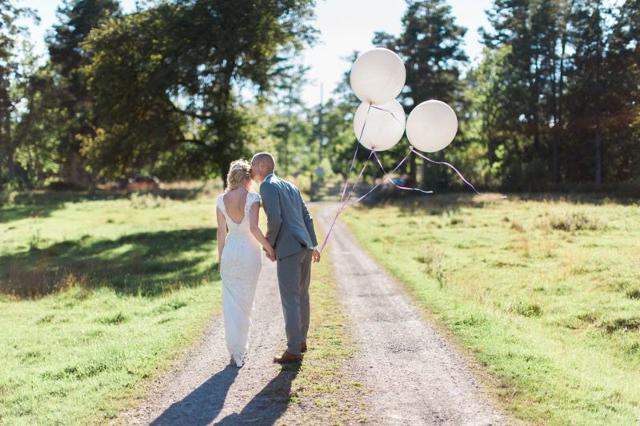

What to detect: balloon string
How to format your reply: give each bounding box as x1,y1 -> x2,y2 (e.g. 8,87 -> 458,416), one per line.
371,151 -> 434,196
339,142 -> 360,203
358,103 -> 372,142
345,150 -> 374,202
339,101 -> 372,204
411,147 -> 480,195
319,150 -> 373,254
353,153 -> 407,203
369,105 -> 403,126
323,104 -> 374,254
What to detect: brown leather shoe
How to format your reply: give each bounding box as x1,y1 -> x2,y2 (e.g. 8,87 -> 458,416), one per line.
273,350 -> 303,364
301,342 -> 307,353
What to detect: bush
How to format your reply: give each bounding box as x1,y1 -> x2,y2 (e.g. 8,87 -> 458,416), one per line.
542,213 -> 603,232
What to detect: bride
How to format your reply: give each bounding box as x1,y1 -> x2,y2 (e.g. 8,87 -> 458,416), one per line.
216,159 -> 274,367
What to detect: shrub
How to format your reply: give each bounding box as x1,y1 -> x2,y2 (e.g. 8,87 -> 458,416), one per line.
542,213 -> 602,232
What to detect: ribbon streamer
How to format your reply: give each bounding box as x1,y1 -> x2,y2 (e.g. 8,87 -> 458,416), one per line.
371,151 -> 434,196
410,147 -> 480,195
339,142 -> 360,203
319,150 -> 373,254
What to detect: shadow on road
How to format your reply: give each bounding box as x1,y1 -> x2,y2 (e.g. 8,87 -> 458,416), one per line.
150,364 -> 300,426
150,365 -> 239,426
215,365 -> 300,425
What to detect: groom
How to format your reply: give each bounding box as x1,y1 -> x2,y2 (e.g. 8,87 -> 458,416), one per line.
250,152 -> 321,364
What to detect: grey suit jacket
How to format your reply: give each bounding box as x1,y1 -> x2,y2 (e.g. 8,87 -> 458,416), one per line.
260,173 -> 318,260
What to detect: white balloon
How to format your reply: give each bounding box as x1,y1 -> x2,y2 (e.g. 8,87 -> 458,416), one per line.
353,100 -> 406,151
350,48 -> 406,105
406,100 -> 458,152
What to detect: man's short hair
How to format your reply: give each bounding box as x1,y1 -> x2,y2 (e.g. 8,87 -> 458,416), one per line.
252,152 -> 275,172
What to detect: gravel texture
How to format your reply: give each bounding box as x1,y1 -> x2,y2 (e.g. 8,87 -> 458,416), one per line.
318,204 -> 508,425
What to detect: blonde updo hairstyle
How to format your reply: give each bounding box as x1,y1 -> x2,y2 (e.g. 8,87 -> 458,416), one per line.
225,159 -> 251,191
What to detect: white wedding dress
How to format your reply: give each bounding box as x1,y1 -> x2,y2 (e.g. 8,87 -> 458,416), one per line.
216,192 -> 263,367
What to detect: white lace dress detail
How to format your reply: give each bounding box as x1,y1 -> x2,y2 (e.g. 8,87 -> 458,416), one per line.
217,191 -> 263,367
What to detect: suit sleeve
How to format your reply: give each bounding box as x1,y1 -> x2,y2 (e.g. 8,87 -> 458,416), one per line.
299,190 -> 318,247
260,182 -> 282,247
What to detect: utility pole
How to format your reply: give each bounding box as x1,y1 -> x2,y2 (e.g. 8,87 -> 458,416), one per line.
311,83 -> 325,201
318,83 -> 324,163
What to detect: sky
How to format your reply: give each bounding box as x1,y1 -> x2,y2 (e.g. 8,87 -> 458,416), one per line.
22,0 -> 492,105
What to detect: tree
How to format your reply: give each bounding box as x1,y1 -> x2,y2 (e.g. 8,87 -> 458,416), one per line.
565,0 -> 610,184
481,0 -> 570,188
81,0 -> 316,184
600,0 -> 640,182
46,0 -> 121,187
0,0 -> 34,190
464,46 -> 517,187
268,61 -> 311,176
13,59 -> 66,186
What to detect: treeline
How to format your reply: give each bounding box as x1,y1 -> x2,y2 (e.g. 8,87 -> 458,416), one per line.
470,0 -> 639,189
327,0 -> 640,191
0,0 -> 319,191
1,0 -> 638,193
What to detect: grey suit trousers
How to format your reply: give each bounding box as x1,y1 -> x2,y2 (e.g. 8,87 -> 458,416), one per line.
277,248 -> 313,355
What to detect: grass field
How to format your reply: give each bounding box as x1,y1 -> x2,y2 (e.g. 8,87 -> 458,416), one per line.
0,187 -> 366,424
342,193 -> 640,425
0,187 -> 221,424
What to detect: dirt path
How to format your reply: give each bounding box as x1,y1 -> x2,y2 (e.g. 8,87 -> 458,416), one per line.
118,259 -> 299,425
317,204 -> 508,425
119,203 -> 509,425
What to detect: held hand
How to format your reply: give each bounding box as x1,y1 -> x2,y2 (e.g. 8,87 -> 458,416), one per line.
312,249 -> 321,263
264,245 -> 276,262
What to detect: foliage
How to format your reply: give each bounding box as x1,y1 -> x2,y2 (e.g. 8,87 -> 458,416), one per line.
0,0 -> 36,190
1,0 -> 639,192
469,0 -> 640,189
81,0 -> 316,182
47,0 -> 122,187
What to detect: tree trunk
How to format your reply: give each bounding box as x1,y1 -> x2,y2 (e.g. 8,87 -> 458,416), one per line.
553,0 -> 572,184
594,132 -> 603,184
61,152 -> 92,189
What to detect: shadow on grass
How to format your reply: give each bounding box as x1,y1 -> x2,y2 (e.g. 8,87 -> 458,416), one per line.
356,190 -> 639,216
0,227 -> 218,298
359,192 -> 486,215
0,186 -> 209,224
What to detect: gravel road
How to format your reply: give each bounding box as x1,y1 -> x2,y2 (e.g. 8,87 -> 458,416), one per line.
117,203 -> 510,425
318,204 -> 508,425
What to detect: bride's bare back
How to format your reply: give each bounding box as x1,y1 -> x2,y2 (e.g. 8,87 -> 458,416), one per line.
222,188 -> 249,225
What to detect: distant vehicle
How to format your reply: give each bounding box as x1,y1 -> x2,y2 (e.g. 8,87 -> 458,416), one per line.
384,174 -> 411,189
126,176 -> 160,191
109,176 -> 160,191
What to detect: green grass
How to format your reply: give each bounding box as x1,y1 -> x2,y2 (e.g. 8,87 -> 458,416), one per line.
342,194 -> 640,425
279,215 -> 368,424
0,187 -> 221,424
